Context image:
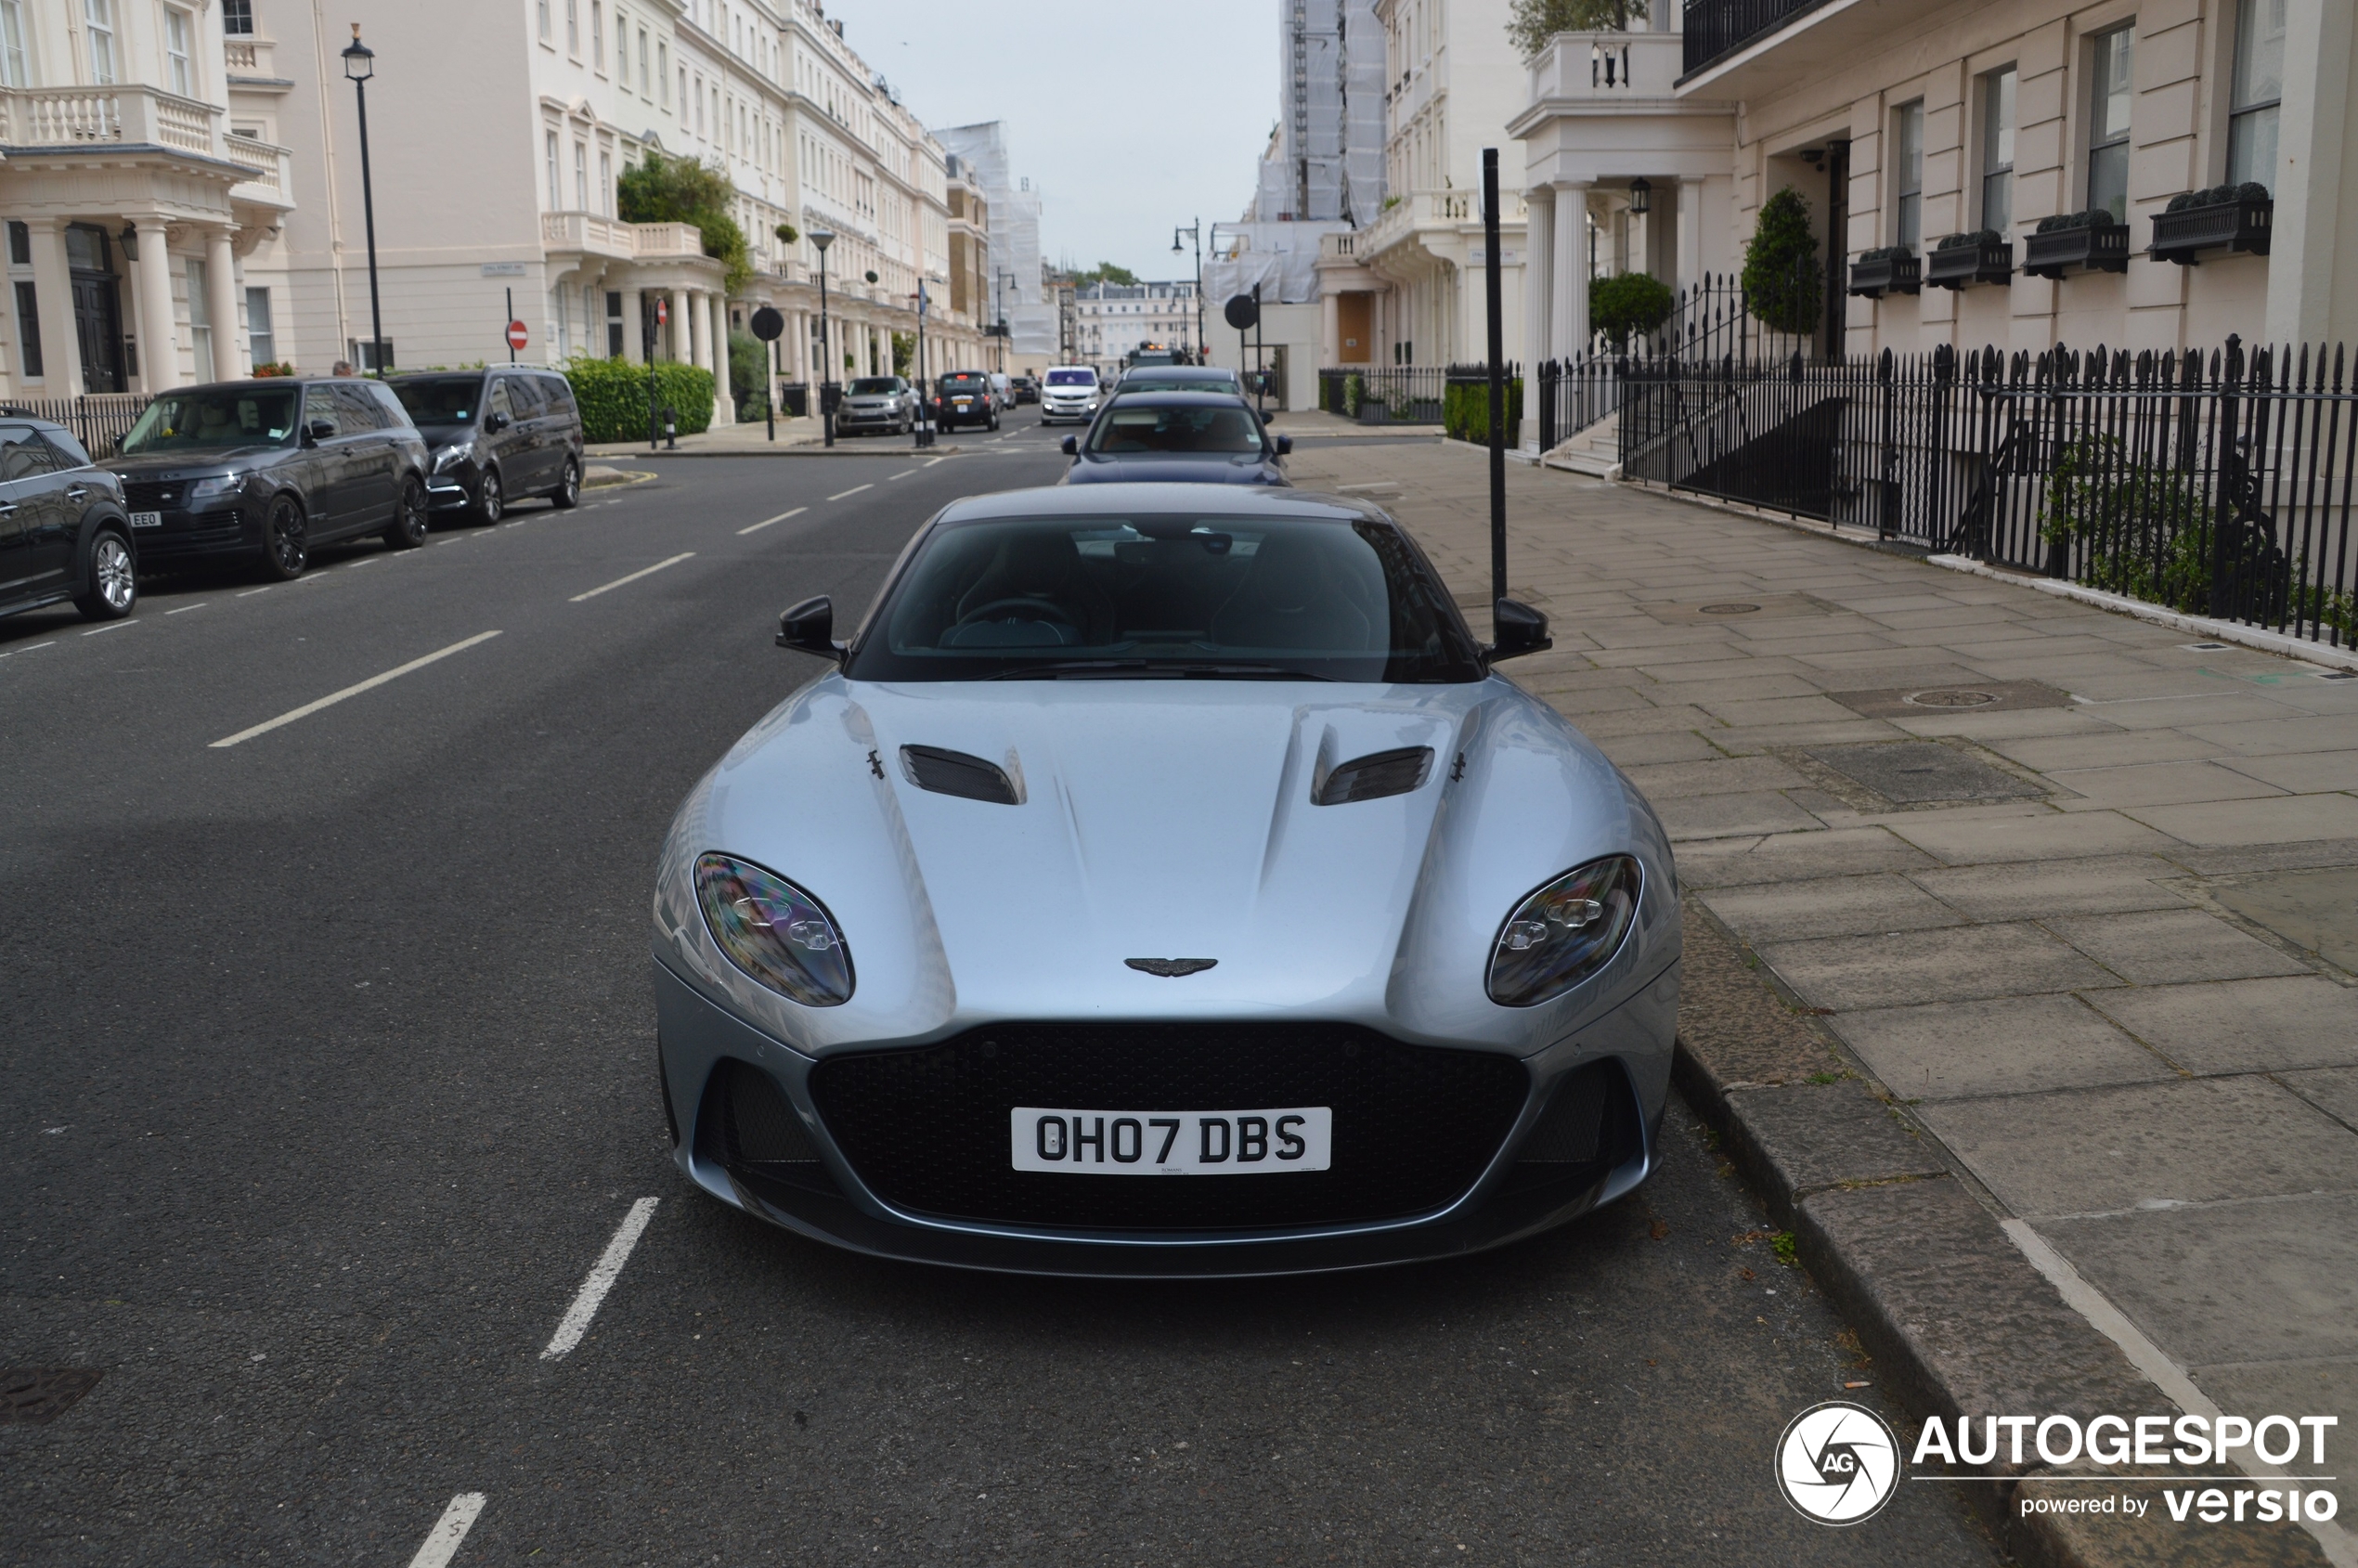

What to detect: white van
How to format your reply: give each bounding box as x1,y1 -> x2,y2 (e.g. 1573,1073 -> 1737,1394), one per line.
1039,365 -> 1102,424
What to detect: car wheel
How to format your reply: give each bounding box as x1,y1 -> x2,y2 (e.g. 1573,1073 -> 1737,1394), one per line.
473,466 -> 504,525
260,495 -> 308,581
383,475 -> 430,550
73,529 -> 136,621
550,456 -> 581,509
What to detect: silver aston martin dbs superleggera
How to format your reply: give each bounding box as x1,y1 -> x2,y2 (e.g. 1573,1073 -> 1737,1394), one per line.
652,482 -> 1679,1276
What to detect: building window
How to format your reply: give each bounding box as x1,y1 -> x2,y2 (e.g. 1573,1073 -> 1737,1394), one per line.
187,257 -> 214,382
575,140 -> 589,210
84,0 -> 116,84
2087,26 -> 2134,223
565,0 -> 578,57
222,0 -> 253,33
246,286 -> 275,369
2227,0 -> 2285,190
599,150 -> 613,214
606,291 -> 624,357
546,130 -> 560,207
6,220 -> 26,265
0,0 -> 24,86
590,0 -> 603,70
538,0 -> 551,43
638,28 -> 649,94
1892,99 -> 1924,249
13,280 -> 41,379
1981,65 -> 2017,232
165,7 -> 192,96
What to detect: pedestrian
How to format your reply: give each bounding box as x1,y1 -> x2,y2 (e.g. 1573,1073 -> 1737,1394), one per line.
331,359 -> 355,377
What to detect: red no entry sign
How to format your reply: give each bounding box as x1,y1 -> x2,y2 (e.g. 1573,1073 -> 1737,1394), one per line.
506,319 -> 529,351
655,298 -> 668,326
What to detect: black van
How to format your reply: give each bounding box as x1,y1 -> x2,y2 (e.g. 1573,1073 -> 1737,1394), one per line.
391,369 -> 586,525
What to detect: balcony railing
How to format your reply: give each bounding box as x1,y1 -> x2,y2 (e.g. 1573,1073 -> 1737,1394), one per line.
1682,0 -> 1818,77
0,84 -> 221,156
630,222 -> 708,261
224,131 -> 292,206
1361,188 -> 1527,258
1527,30 -> 1687,99
223,35 -> 278,76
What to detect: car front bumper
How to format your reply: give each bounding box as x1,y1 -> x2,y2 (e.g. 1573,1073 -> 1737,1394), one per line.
654,955 -> 1675,1277
125,503 -> 261,563
837,407 -> 907,427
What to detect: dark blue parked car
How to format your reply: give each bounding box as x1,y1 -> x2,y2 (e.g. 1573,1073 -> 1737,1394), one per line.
1059,393 -> 1290,486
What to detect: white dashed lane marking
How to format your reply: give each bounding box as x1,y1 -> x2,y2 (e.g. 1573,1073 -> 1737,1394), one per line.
406,1493 -> 486,1568
568,552 -> 695,603
541,1197 -> 658,1361
886,468 -> 918,481
825,484 -> 873,501
208,630 -> 504,748
738,506 -> 808,536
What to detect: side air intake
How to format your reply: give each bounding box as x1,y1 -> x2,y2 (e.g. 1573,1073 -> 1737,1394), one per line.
900,745 -> 1021,804
1315,745 -> 1432,806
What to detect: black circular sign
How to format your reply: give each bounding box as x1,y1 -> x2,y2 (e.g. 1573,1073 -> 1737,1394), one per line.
1223,293 -> 1260,330
749,305 -> 784,342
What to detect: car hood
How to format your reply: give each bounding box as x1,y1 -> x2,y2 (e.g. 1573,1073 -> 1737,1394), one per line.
1063,455 -> 1284,486
108,446 -> 285,476
412,422 -> 474,447
654,675 -> 1678,1059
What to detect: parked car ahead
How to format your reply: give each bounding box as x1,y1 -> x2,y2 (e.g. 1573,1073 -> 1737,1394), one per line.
1059,392 -> 1291,486
932,369 -> 1001,431
1011,375 -> 1040,404
390,368 -> 586,524
835,376 -> 917,436
1117,365 -> 1243,395
0,413 -> 136,623
106,378 -> 431,581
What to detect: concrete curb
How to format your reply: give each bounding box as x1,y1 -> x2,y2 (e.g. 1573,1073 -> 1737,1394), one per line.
583,443 -> 965,460
1672,903 -> 2331,1568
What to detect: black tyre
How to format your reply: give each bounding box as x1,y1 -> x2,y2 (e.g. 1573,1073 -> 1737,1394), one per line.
260,495 -> 308,581
473,465 -> 504,525
550,455 -> 581,509
383,474 -> 430,549
73,528 -> 136,621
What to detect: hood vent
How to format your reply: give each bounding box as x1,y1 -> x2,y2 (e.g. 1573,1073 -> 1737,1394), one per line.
899,745 -> 1021,805
1314,745 -> 1432,806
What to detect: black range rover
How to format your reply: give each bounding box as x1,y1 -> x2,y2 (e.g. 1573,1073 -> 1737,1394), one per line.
106,378 -> 432,581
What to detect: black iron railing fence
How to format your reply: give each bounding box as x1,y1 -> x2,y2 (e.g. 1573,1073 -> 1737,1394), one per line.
1682,0 -> 1820,76
1608,335 -> 2357,647
1317,366 -> 1446,425
2,394 -> 156,458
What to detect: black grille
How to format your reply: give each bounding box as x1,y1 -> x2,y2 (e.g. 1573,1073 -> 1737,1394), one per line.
810,1023 -> 1529,1232
900,745 -> 1019,804
706,1058 -> 840,1198
1497,1058 -> 1643,1197
122,481 -> 181,510
1315,746 -> 1432,806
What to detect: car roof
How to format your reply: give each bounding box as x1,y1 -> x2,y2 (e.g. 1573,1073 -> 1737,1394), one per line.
1102,390 -> 1257,407
1123,365 -> 1235,378
935,482 -> 1379,525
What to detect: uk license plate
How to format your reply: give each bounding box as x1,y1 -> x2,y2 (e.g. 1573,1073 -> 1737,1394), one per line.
1011,1108 -> 1331,1174
130,511 -> 162,528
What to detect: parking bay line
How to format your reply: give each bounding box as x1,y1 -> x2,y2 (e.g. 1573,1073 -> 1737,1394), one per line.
825,483 -> 873,501
738,506 -> 808,536
406,1493 -> 487,1568
207,630 -> 503,748
569,552 -> 695,603
541,1197 -> 658,1360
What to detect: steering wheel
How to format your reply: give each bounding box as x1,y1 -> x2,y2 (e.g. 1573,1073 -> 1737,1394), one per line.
954,596 -> 1077,632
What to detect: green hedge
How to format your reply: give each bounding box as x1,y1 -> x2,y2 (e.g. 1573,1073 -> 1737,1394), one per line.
1443,377 -> 1524,442
561,356 -> 717,443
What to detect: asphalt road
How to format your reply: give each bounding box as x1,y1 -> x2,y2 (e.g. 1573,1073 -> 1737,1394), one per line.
0,410 -> 1999,1565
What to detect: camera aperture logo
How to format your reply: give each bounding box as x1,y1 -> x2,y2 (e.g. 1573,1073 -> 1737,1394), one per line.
1777,1402 -> 1903,1525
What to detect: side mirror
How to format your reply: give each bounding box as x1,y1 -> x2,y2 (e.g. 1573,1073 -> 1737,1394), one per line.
304,419 -> 336,443
776,594 -> 843,661
1486,598 -> 1552,664
1060,434 -> 1078,457
485,410 -> 511,433
1274,434 -> 1293,457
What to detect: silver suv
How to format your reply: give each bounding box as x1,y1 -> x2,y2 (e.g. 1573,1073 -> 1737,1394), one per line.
837,376 -> 915,436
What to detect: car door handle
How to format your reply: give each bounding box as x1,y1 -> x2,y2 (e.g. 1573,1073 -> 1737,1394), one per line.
65,486 -> 89,499
0,502 -> 17,515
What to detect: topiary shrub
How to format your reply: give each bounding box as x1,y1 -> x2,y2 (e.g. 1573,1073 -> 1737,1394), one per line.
1588,271 -> 1675,349
1743,187 -> 1820,337
1443,377 -> 1525,442
563,356 -> 716,443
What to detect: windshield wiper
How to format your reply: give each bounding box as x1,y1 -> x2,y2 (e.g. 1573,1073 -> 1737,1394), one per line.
987,659 -> 1332,681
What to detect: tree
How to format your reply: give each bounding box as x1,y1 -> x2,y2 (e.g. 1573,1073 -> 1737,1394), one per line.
1070,261 -> 1141,288
617,150 -> 751,292
1742,187 -> 1820,338
1507,0 -> 1647,58
1588,272 -> 1676,349
774,221 -> 798,246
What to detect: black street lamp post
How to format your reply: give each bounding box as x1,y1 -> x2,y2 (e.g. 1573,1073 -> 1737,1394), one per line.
811,227 -> 836,447
341,25 -> 385,374
1172,219 -> 1203,359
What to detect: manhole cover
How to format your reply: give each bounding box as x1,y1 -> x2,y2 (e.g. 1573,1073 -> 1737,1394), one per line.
1903,689 -> 2001,708
0,1368 -> 102,1425
1805,743 -> 2044,805
1828,680 -> 2074,719
1698,603 -> 1760,616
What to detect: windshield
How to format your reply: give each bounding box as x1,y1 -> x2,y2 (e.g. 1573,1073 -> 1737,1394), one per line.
1121,375 -> 1237,394
391,378 -> 483,425
119,388 -> 300,454
849,378 -> 901,395
1046,369 -> 1096,387
846,514 -> 1483,683
940,375 -> 986,390
1087,402 -> 1263,456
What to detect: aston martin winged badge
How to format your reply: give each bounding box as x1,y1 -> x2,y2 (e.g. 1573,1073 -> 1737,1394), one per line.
1124,958 -> 1218,978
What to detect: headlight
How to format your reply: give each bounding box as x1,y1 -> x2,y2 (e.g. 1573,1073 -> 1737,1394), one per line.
1486,855 -> 1641,1007
186,473 -> 240,500
433,442 -> 474,472
694,851 -> 853,1005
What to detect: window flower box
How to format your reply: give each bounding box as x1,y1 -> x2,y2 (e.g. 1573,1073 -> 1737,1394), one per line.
2150,183 -> 2274,265
1848,247 -> 1921,299
2023,211 -> 2131,279
1926,231 -> 2014,290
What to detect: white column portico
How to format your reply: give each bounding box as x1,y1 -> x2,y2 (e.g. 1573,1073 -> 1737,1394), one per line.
27,222 -> 84,395
1552,187 -> 1590,361
205,228 -> 242,379
1523,187 -> 1557,449
131,220 -> 180,391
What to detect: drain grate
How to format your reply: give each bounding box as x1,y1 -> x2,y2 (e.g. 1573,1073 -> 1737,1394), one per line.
1805,742 -> 2045,804
0,1368 -> 102,1425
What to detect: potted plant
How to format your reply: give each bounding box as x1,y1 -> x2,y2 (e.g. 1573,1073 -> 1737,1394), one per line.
1848,245 -> 1921,299
2023,209 -> 2131,279
2149,183 -> 2274,265
1926,229 -> 2015,290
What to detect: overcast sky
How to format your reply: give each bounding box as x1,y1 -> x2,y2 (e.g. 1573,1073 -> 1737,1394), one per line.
820,1 -> 1278,281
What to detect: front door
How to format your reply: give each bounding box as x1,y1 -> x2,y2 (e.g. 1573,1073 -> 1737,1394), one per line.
65,226 -> 127,394
1337,293 -> 1372,364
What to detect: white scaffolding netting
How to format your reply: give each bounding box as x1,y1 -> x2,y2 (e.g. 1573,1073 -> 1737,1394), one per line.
939,121 -> 1056,357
